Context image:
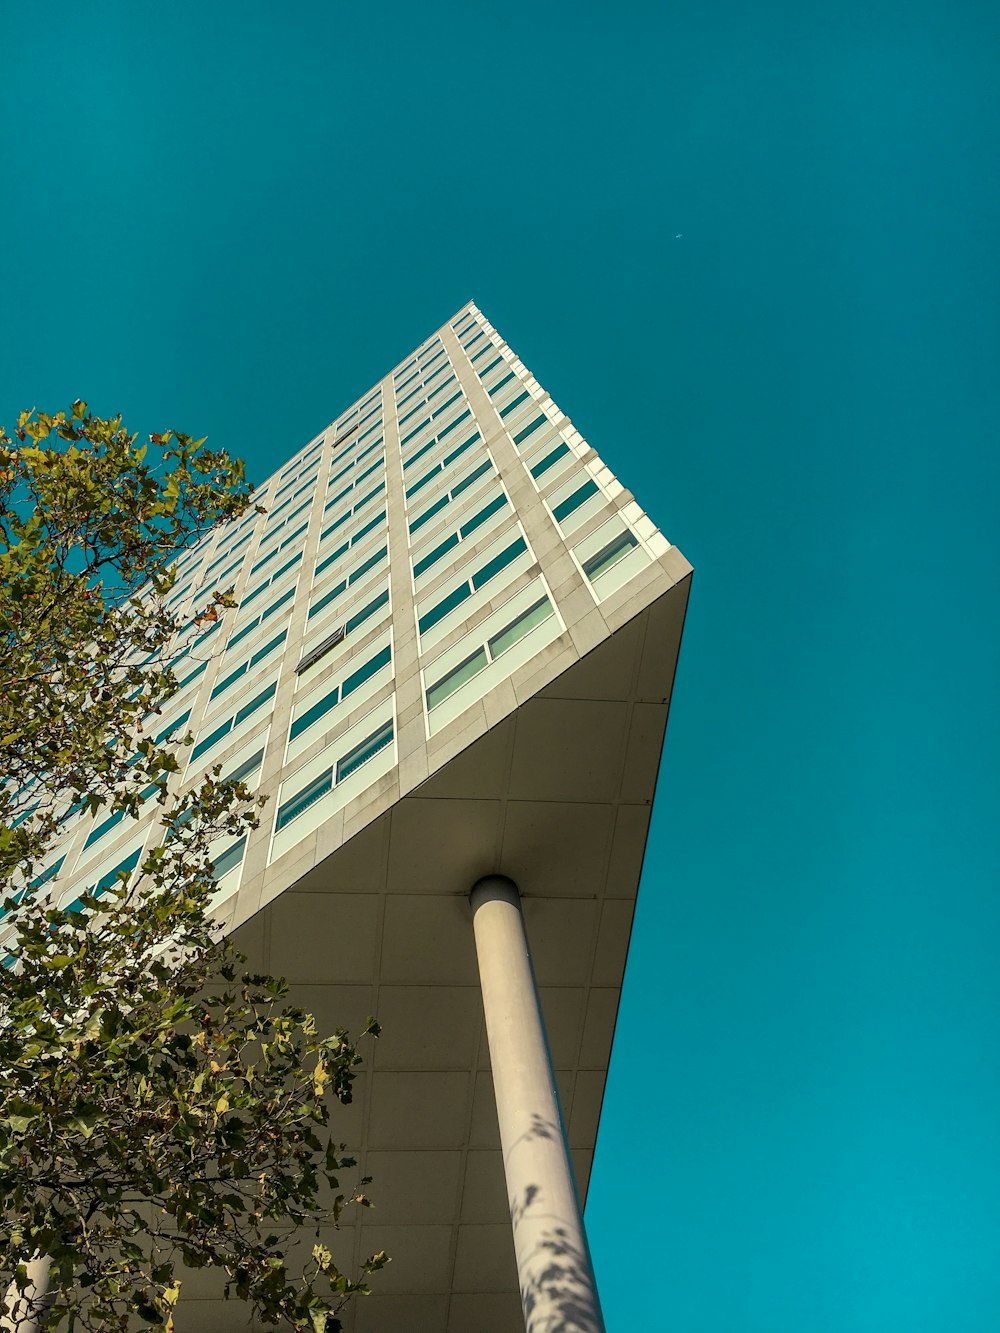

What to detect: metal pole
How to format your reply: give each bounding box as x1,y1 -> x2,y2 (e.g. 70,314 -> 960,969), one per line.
469,875 -> 605,1333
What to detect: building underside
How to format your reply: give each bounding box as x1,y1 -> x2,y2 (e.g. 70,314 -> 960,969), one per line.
182,573 -> 689,1332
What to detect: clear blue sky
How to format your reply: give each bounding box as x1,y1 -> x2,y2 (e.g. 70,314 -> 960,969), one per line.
2,3 -> 998,1327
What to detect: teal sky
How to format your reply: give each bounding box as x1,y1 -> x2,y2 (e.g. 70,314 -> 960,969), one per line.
3,3 -> 998,1327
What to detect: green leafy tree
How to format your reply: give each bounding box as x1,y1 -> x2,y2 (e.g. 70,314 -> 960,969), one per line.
0,406 -> 385,1332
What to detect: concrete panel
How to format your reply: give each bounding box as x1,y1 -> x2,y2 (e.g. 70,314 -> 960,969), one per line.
380,895 -> 481,985
268,892 -> 380,984
499,800 -> 614,899
460,1150 -> 509,1223
356,1294 -> 449,1333
373,986 -> 482,1071
508,698 -> 629,802
362,1152 -> 463,1225
447,1293 -> 525,1333
368,1072 -> 471,1150
453,1224 -> 518,1292
387,798 -> 503,896
356,1224 -> 453,1294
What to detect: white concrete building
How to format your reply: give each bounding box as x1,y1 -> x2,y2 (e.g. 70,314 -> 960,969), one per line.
31,303 -> 692,1331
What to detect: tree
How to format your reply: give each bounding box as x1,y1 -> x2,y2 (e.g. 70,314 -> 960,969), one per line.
0,406 -> 385,1332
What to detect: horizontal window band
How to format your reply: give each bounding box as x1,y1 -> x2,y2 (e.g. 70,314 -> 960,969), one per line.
553,478 -> 600,523
499,390 -> 530,418
582,529 -> 639,581
515,414 -> 549,447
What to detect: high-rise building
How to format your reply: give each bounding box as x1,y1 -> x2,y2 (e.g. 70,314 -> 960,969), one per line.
28,303 -> 692,1331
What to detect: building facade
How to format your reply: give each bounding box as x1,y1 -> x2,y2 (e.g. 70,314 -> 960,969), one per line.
26,303 -> 692,1331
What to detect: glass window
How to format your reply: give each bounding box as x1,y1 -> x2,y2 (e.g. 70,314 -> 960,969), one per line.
308,577 -> 346,621
227,749 -> 266,787
191,683 -> 275,761
451,458 -> 492,500
582,530 -> 639,581
212,835 -> 247,880
1,856 -> 65,920
409,494 -> 449,536
553,479 -> 599,523
460,493 -> 507,541
426,647 -> 488,711
499,390 -> 530,419
531,442 -> 570,478
514,415 -> 548,447
413,532 -> 459,579
472,537 -> 528,592
487,597 -> 554,659
342,643 -> 391,700
345,588 -> 389,635
210,629 -> 287,699
289,685 -> 340,742
336,719 -> 394,783
418,582 -> 472,635
314,539 -> 349,581
83,777 -> 162,850
289,641 -> 392,744
275,770 -> 333,831
176,660 -> 208,693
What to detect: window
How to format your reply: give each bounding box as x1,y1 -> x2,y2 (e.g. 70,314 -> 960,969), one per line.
552,479 -> 599,523
396,358 -> 449,410
472,537 -> 528,591
336,718 -> 393,783
487,596 -> 554,658
241,551 -> 302,610
227,748 -> 266,787
425,596 -> 555,713
412,492 -> 510,581
275,770 -> 332,832
83,777 -> 163,849
289,643 -> 392,743
401,401 -> 470,451
409,459 -> 494,535
64,846 -> 144,915
212,836 -> 247,881
0,856 -> 64,920
404,427 -> 479,475
426,646 -> 488,711
210,629 -> 287,700
295,627 -> 345,676
582,529 -> 639,582
321,485 -> 387,541
176,659 -> 208,693
190,682 -> 276,762
531,442 -> 570,478
417,537 -> 528,636
470,340 -> 496,364
345,588 -> 389,635
515,414 -> 549,448
308,545 -> 387,620
224,584 -> 296,655
93,847 -> 143,895
499,390 -> 530,419
205,552 -> 246,589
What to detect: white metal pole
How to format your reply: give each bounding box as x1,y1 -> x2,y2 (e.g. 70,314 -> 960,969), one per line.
469,875 -> 606,1333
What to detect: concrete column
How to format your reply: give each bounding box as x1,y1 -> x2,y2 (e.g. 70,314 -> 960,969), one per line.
469,876 -> 605,1333
1,1256 -> 53,1333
